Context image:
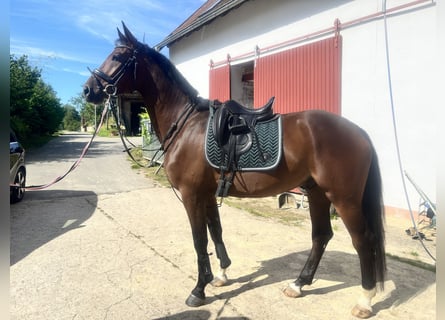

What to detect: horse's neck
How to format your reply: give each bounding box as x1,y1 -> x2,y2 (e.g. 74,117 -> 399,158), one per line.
140,55 -> 197,142
145,92 -> 191,143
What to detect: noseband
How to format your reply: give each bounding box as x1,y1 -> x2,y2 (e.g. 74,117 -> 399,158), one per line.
88,45 -> 138,96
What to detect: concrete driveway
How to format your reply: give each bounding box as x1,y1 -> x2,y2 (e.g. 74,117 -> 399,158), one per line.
10,132 -> 436,319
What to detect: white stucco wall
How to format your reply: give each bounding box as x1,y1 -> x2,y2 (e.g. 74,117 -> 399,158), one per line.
340,4 -> 437,210
167,0 -> 438,210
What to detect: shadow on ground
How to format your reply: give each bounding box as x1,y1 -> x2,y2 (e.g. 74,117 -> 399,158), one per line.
204,249 -> 435,316
153,310 -> 249,320
10,189 -> 97,265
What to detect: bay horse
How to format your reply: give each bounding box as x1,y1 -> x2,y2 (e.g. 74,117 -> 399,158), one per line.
83,23 -> 386,318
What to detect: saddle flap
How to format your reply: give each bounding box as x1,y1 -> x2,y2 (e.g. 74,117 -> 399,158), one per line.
205,111 -> 282,172
212,106 -> 229,147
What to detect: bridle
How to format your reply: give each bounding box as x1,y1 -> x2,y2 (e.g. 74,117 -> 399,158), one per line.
88,45 -> 138,96
86,43 -> 197,167
86,45 -> 148,166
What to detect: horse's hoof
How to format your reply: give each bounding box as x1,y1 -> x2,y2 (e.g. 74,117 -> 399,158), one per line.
185,293 -> 206,307
283,283 -> 302,298
351,304 -> 372,319
211,275 -> 228,287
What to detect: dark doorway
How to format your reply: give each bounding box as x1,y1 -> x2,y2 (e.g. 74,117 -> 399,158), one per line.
231,61 -> 254,108
129,102 -> 144,136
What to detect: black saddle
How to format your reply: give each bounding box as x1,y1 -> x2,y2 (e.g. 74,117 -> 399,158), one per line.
223,97 -> 275,118
212,97 -> 275,148
210,97 -> 276,197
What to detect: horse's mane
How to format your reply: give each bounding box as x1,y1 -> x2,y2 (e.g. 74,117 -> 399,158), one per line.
116,39 -> 199,101
150,47 -> 199,99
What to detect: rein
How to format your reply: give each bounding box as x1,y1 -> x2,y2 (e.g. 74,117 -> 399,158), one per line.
160,102 -> 196,153
104,89 -> 194,205
103,85 -> 196,168
86,43 -> 199,204
105,93 -> 147,168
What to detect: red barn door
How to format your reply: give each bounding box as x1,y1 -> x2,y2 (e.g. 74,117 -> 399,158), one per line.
254,35 -> 342,114
209,63 -> 231,101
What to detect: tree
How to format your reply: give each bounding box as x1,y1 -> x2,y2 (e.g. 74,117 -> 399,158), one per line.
70,93 -> 104,131
62,104 -> 81,131
10,54 -> 64,139
10,55 -> 40,138
30,80 -> 64,135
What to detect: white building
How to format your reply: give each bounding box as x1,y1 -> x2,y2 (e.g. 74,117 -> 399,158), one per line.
156,0 -> 439,217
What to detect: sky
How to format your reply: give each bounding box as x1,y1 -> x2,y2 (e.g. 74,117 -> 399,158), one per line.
10,0 -> 206,105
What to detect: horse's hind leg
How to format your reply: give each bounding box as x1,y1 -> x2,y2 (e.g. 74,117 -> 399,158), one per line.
284,185 -> 333,298
207,201 -> 232,287
336,203 -> 379,318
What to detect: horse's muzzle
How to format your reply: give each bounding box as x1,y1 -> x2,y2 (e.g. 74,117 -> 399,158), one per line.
82,84 -> 105,104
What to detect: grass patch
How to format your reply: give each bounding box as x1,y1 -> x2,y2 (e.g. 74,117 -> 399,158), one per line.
127,147 -> 306,227
128,147 -> 171,187
142,165 -> 171,186
97,126 -> 120,137
127,146 -> 436,271
224,197 -> 306,227
386,253 -> 436,272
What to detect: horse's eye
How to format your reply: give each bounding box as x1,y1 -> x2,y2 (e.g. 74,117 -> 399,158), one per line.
112,54 -> 126,63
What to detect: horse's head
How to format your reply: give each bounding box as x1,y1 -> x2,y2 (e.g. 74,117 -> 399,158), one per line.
83,22 -> 145,104
84,21 -> 198,111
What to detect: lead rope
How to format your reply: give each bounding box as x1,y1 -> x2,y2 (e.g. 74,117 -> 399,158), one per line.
18,101 -> 109,190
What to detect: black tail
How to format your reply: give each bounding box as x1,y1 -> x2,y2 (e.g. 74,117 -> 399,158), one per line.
362,144 -> 386,290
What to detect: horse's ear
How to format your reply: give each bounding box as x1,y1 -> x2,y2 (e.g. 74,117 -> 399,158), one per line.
121,21 -> 138,47
117,27 -> 126,42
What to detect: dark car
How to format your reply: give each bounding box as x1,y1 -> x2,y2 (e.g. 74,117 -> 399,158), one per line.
10,130 -> 26,203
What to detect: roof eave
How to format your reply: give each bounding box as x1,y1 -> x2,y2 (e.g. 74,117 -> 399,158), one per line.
155,0 -> 249,51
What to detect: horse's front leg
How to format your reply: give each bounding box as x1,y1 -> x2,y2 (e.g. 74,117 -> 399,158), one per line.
182,194 -> 214,307
207,200 -> 231,287
185,226 -> 214,307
